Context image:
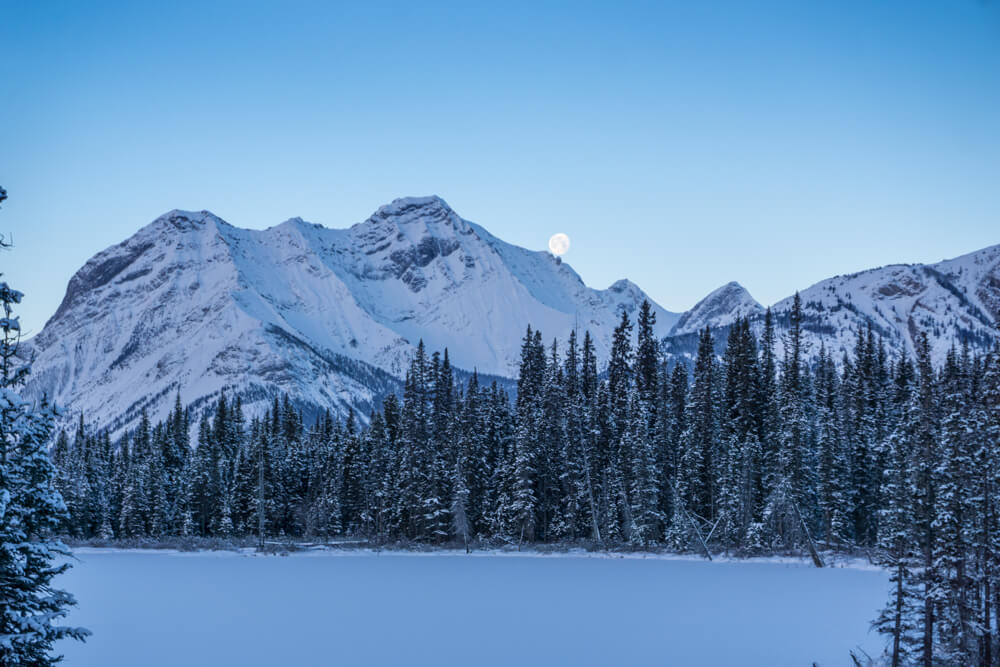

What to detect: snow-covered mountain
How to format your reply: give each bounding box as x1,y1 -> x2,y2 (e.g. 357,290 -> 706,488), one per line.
22,193 -> 1000,435
25,196 -> 679,433
662,244 -> 1000,367
773,243 -> 1000,362
669,281 -> 764,336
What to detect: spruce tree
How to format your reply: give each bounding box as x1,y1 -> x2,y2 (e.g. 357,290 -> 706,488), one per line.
911,333 -> 939,666
0,212 -> 89,663
976,349 -> 1000,667
933,346 -> 976,662
873,350 -> 920,666
627,396 -> 661,545
758,307 -> 781,501
815,343 -> 850,546
678,327 -> 718,523
511,328 -> 545,543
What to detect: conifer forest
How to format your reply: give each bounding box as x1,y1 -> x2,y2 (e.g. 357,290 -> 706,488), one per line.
51,296 -> 1000,665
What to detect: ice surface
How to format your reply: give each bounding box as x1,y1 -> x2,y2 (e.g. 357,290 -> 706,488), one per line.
58,550 -> 888,666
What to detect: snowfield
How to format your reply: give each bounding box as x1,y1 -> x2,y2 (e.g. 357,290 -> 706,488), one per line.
58,549 -> 887,666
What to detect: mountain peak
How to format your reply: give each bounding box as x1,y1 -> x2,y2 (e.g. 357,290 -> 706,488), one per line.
608,278 -> 638,293
670,281 -> 763,336
149,209 -> 222,233
373,195 -> 454,220
353,195 -> 471,242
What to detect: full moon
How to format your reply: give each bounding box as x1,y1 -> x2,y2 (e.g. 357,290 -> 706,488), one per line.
548,232 -> 570,256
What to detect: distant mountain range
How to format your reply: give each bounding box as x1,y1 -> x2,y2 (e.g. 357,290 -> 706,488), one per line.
24,196 -> 1000,434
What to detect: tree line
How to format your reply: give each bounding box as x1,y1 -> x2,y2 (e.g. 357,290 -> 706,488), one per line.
51,296 -> 1000,666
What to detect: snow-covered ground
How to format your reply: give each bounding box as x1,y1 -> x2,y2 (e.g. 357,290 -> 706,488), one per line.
58,549 -> 887,666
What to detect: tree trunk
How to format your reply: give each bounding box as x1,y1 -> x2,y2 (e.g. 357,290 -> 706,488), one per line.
584,463 -> 602,548
923,578 -> 934,667
790,494 -> 823,568
983,574 -> 991,667
673,482 -> 711,560
892,561 -> 903,667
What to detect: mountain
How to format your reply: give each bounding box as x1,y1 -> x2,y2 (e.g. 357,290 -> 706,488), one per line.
662,244 -> 1000,367
22,194 -> 1000,436
669,281 -> 763,336
24,196 -> 678,434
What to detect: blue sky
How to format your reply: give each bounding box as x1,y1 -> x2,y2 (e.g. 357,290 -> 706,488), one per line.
1,0 -> 998,334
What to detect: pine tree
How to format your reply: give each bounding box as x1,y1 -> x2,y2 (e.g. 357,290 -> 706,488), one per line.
766,292 -> 818,550
484,382 -> 515,538
607,308 -> 634,445
450,455 -> 470,551
635,300 -> 659,408
660,362 -> 688,530
873,350 -> 920,666
340,415 -> 366,535
846,324 -> 879,547
933,346 -> 976,663
511,329 -> 545,544
717,318 -> 763,549
0,226 -> 89,663
911,333 -> 939,666
976,348 -> 1000,667
538,340 -> 569,540
677,327 -> 718,523
758,307 -> 781,501
627,397 -> 661,545
815,343 -> 851,546
421,350 -> 453,542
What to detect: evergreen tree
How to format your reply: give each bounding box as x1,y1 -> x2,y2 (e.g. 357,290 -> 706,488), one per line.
511,328 -> 545,543
0,232 -> 89,663
911,334 -> 940,666
765,292 -> 817,550
758,307 -> 781,501
815,343 -> 851,546
635,300 -> 659,409
873,350 -> 920,667
976,349 -> 1000,667
607,308 -> 634,444
677,327 -> 718,523
933,347 -> 976,663
718,318 -> 762,548
627,397 -> 661,545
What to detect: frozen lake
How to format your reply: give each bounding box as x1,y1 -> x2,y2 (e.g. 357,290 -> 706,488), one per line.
58,549 -> 887,666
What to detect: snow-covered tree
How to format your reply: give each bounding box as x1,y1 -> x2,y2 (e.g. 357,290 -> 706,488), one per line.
872,351 -> 920,666
0,214 -> 89,663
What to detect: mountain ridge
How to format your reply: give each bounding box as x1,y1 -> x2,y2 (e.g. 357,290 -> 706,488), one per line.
24,196 -> 678,434
23,195 -> 1000,436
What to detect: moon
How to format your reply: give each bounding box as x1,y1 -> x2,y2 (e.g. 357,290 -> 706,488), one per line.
548,232 -> 570,256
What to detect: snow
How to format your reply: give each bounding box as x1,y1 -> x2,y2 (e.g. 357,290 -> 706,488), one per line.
25,197 -> 680,436
670,281 -> 763,336
766,243 -> 1000,365
58,549 -> 888,666
23,194 -> 999,437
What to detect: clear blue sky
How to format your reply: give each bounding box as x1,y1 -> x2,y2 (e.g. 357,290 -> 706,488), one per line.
2,0 -> 998,334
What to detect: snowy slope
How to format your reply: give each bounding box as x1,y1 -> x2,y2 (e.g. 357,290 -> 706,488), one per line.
23,193 -> 1000,434
767,244 -> 1000,364
25,196 -> 678,433
669,281 -> 763,336
663,245 -> 1000,368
